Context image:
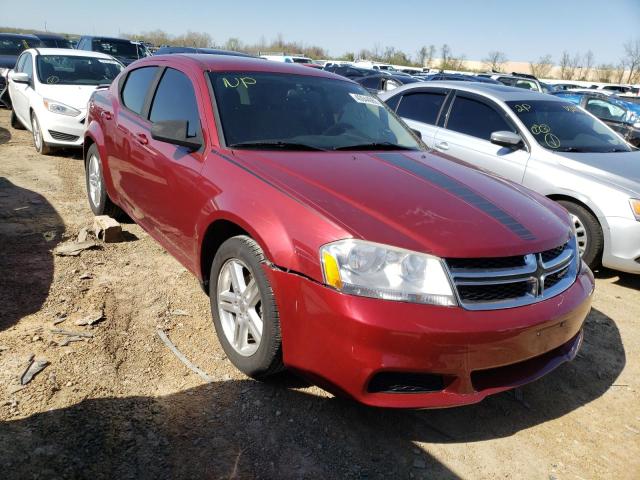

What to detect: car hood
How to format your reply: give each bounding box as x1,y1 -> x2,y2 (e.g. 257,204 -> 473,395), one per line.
228,150 -> 570,258
36,84 -> 100,111
0,55 -> 18,69
556,151 -> 640,196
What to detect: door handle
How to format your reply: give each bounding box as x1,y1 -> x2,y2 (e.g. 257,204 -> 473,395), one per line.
101,111 -> 112,120
136,133 -> 149,145
435,141 -> 449,151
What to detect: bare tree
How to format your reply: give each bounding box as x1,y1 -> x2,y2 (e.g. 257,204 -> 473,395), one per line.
529,54 -> 553,78
417,45 -> 436,68
439,44 -> 451,69
595,63 -> 614,83
581,50 -> 595,81
614,61 -> 627,83
483,50 -> 508,72
569,53 -> 583,80
559,51 -> 575,80
224,38 -> 242,51
623,39 -> 640,83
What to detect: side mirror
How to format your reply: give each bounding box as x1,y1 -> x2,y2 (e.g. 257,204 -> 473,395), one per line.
490,130 -> 523,150
150,120 -> 202,151
9,71 -> 30,84
411,128 -> 422,139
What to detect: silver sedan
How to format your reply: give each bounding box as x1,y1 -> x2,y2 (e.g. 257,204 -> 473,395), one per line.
380,82 -> 640,274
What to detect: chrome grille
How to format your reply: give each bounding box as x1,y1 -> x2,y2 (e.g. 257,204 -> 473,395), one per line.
446,237 -> 579,311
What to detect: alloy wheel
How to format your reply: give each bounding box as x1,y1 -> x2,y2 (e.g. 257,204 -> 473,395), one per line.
217,258 -> 263,356
32,115 -> 41,150
571,213 -> 588,256
88,154 -> 102,208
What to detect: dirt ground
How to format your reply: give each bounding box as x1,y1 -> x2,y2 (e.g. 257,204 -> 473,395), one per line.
0,108 -> 638,480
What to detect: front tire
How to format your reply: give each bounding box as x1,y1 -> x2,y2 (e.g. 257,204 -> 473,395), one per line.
10,109 -> 25,130
85,143 -> 121,217
558,200 -> 603,269
31,111 -> 52,155
210,235 -> 284,379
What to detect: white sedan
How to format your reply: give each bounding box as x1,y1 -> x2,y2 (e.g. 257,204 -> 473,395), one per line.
8,48 -> 123,154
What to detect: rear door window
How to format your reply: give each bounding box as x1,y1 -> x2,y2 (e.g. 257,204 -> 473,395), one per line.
121,66 -> 158,115
149,68 -> 200,137
585,98 -> 626,122
397,92 -> 447,125
446,96 -> 514,140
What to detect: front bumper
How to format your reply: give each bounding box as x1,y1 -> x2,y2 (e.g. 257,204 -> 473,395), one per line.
267,265 -> 594,408
602,216 -> 640,274
39,108 -> 86,147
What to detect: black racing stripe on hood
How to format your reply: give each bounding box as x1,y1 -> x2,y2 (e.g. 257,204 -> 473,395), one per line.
375,152 -> 536,241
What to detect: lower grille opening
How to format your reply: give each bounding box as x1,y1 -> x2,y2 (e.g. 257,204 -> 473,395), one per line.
470,332 -> 580,391
368,372 -> 445,394
48,130 -> 79,142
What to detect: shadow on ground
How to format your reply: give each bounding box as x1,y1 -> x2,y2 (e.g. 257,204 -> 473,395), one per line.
0,178 -> 64,331
0,126 -> 10,145
0,308 -> 623,479
594,267 -> 640,290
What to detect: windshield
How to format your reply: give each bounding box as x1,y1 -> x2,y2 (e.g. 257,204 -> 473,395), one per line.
0,36 -> 41,56
91,39 -> 146,58
209,72 -> 422,151
506,100 -> 632,153
36,55 -> 123,85
39,38 -> 73,48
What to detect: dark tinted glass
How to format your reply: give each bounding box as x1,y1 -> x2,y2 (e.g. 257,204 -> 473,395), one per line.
397,92 -> 446,125
22,53 -> 33,78
149,68 -> 200,137
447,96 -> 513,140
359,76 -> 381,89
209,72 -> 420,151
121,66 -> 158,115
385,94 -> 401,111
507,100 -> 630,152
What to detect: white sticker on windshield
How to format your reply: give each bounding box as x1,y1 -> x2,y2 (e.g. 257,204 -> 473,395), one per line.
349,93 -> 382,107
98,59 -> 120,65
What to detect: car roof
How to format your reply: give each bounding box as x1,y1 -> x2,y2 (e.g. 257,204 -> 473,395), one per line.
0,32 -> 40,39
25,47 -> 118,60
154,46 -> 254,57
33,33 -> 67,40
379,81 -> 564,102
148,54 -> 344,80
81,36 -> 132,42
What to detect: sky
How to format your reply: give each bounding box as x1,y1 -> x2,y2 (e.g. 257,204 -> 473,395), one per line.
2,0 -> 639,64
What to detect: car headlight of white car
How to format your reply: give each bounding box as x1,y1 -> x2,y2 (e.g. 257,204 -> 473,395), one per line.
630,199 -> 640,221
43,98 -> 81,117
320,239 -> 457,306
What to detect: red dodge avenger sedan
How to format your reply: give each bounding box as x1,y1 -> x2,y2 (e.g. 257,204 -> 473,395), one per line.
84,55 -> 594,408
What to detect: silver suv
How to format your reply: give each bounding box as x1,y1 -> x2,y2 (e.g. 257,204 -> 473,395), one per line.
381,82 -> 640,274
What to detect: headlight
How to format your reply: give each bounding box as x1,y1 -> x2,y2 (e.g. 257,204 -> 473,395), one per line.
0,68 -> 9,78
320,239 -> 457,306
630,199 -> 640,221
43,98 -> 80,117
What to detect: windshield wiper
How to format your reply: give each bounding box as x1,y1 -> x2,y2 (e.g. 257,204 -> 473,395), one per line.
333,142 -> 417,151
554,147 -> 587,152
228,141 -> 326,151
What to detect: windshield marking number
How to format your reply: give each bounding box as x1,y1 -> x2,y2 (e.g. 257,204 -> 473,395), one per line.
544,133 -> 561,149
223,77 -> 257,88
530,124 -> 550,135
513,104 -> 531,113
562,105 -> 579,113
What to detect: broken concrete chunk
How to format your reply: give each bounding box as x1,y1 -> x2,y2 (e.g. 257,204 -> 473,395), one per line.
74,311 -> 104,326
54,241 -> 99,256
56,336 -> 86,347
93,215 -> 123,243
169,309 -> 189,317
77,226 -> 90,243
20,356 -> 49,385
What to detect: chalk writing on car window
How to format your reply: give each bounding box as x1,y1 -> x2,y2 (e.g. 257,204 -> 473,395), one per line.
222,77 -> 257,89
513,104 -> 531,113
544,133 -> 561,149
562,105 -> 579,112
530,124 -> 550,135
